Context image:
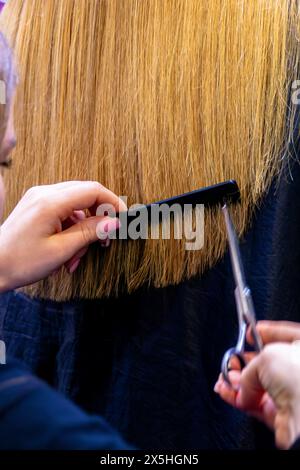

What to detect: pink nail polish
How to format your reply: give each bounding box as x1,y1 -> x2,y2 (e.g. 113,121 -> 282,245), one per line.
69,259 -> 80,274
100,238 -> 111,248
107,219 -> 120,233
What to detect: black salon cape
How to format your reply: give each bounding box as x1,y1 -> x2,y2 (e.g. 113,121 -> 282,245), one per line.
1,156 -> 300,449
291,438 -> 300,450
0,359 -> 130,450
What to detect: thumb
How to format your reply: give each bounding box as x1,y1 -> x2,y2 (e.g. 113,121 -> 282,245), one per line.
52,216 -> 120,262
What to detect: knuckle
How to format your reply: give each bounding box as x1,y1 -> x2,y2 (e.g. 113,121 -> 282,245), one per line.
89,181 -> 104,192
260,344 -> 277,366
80,223 -> 95,245
25,185 -> 40,198
261,345 -> 272,360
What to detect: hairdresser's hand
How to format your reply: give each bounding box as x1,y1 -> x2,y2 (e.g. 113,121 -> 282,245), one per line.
214,321 -> 300,449
0,181 -> 127,291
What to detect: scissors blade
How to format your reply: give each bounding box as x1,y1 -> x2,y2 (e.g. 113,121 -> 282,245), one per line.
222,204 -> 263,352
222,204 -> 247,292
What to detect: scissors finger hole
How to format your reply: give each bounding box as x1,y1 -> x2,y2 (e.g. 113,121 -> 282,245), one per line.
221,348 -> 246,387
228,355 -> 244,371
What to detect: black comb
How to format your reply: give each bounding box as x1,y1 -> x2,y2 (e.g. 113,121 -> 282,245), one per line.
123,180 -> 240,224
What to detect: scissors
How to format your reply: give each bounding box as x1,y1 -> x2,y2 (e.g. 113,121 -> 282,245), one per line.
221,204 -> 263,387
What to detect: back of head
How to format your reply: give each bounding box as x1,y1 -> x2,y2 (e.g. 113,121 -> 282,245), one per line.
1,0 -> 298,300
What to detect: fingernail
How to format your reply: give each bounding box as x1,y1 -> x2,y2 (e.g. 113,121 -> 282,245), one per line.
106,218 -> 121,232
69,259 -> 80,274
214,380 -> 221,393
97,218 -> 120,240
100,238 -> 111,248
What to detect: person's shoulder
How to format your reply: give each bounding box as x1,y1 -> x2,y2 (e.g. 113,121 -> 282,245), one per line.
0,357 -> 31,382
0,356 -> 132,450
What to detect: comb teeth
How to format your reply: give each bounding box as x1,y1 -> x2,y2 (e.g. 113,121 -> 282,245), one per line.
123,180 -> 241,224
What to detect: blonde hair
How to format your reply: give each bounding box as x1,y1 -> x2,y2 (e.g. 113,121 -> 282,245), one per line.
1,0 -> 299,300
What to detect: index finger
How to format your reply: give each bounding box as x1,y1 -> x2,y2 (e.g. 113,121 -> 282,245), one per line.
237,354 -> 266,411
51,182 -> 127,219
214,371 -> 241,408
247,320 -> 300,345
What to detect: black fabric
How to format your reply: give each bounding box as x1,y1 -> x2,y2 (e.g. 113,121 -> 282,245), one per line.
0,358 -> 131,450
290,437 -> 300,450
1,157 -> 300,449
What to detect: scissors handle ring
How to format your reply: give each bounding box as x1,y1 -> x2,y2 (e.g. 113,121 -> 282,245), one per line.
221,347 -> 246,387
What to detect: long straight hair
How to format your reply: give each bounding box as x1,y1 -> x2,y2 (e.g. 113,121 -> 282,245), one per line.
1,0 -> 299,300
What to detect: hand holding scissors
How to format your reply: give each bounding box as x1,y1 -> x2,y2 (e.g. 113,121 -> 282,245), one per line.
221,204 -> 263,388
